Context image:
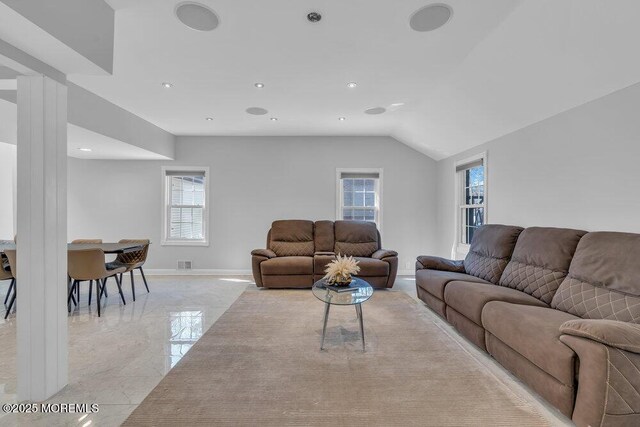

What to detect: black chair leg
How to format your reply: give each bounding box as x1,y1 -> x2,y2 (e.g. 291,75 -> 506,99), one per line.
114,274 -> 126,305
88,280 -> 93,305
139,267 -> 149,293
130,270 -> 136,301
5,278 -> 15,305
5,287 -> 16,319
97,279 -> 104,317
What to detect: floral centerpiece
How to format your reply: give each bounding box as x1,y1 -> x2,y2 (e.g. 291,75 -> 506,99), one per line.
323,254 -> 360,286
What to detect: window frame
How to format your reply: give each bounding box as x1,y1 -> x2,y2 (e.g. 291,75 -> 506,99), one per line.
161,166 -> 210,247
335,168 -> 383,233
453,152 -> 487,258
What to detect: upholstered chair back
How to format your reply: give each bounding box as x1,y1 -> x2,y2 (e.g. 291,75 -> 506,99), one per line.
268,220 -> 315,257
463,224 -> 523,283
333,221 -> 380,257
551,232 -> 640,323
314,220 -> 335,253
499,227 -> 587,304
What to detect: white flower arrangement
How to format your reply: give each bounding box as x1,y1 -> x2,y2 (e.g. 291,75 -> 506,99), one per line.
323,254 -> 360,285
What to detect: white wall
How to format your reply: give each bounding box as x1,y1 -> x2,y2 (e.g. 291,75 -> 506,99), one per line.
435,82 -> 640,257
0,141 -> 16,239
68,136 -> 438,272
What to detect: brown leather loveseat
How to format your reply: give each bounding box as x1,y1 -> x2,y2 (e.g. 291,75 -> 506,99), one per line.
252,219 -> 398,289
416,224 -> 640,427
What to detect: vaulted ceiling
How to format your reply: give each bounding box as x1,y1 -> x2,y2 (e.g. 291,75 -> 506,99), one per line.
5,0 -> 640,160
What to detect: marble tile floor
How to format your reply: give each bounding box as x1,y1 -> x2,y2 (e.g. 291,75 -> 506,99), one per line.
0,275 -> 252,426
0,275 -> 570,426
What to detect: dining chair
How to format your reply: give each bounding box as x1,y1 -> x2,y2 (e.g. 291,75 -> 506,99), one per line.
3,250 -> 16,319
70,239 -> 103,303
1,253 -> 14,306
68,249 -> 127,317
109,239 -> 150,302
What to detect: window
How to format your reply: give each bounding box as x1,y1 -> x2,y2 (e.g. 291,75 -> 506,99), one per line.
162,167 -> 209,246
336,169 -> 382,228
456,154 -> 486,250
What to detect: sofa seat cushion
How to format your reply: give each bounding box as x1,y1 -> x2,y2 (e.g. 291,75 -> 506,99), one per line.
261,256 -> 313,275
354,257 -> 389,277
444,281 -> 548,326
416,269 -> 489,300
482,302 -> 579,385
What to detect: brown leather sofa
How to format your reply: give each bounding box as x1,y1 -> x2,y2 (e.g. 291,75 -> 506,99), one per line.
252,219 -> 398,289
416,224 -> 640,427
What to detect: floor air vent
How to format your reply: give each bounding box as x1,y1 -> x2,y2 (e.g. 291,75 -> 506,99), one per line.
177,260 -> 192,270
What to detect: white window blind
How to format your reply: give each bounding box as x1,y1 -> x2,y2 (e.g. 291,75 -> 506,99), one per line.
337,171 -> 381,226
162,167 -> 209,245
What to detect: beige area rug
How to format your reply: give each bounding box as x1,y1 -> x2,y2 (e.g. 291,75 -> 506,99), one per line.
125,289 -> 557,426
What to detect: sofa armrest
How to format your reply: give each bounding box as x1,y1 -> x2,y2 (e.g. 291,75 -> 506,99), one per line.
416,255 -> 464,273
372,249 -> 398,260
560,321 -> 640,427
314,251 -> 335,256
251,248 -> 277,259
560,319 -> 640,354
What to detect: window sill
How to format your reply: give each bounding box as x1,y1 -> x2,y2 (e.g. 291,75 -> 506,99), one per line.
161,240 -> 209,247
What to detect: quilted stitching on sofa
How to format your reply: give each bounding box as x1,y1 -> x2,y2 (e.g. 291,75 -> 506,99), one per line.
551,277 -> 640,323
500,261 -> 567,304
270,241 -> 315,257
604,348 -> 640,416
334,241 -> 378,257
464,251 -> 508,284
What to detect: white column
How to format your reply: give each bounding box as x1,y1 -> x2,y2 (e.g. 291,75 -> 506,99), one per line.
16,75 -> 68,401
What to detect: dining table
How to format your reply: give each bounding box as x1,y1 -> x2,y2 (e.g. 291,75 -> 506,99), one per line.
0,241 -> 146,254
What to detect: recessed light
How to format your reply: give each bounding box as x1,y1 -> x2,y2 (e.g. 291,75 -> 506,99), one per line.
175,2 -> 220,32
364,107 -> 386,115
254,83 -> 265,88
410,4 -> 452,32
270,117 -> 278,121
161,82 -> 173,88
347,82 -> 357,89
338,117 -> 346,121
205,117 -> 214,121
246,107 -> 268,115
78,148 -> 92,152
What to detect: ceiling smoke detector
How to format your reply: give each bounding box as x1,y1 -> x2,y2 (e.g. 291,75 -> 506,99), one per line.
307,12 -> 322,23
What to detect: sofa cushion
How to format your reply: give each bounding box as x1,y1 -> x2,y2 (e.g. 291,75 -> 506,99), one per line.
444,281 -> 548,326
334,221 -> 379,257
482,302 -> 579,386
261,256 -> 313,275
269,220 -> 315,257
464,224 -> 524,283
314,221 -> 335,252
499,227 -> 587,304
551,232 -> 640,323
416,269 -> 490,300
354,257 -> 389,277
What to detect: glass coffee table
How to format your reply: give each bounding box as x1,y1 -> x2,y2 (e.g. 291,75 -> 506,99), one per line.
312,277 -> 373,351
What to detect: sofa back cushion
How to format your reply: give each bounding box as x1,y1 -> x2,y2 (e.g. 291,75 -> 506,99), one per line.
551,232 -> 640,323
269,220 -> 315,257
499,227 -> 587,304
314,221 -> 335,252
334,221 -> 380,257
464,224 -> 524,283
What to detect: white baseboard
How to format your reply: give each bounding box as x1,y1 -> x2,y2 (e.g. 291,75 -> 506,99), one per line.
146,268 -> 415,277
145,269 -> 253,276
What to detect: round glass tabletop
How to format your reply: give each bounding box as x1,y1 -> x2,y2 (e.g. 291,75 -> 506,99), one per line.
312,277 -> 374,305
